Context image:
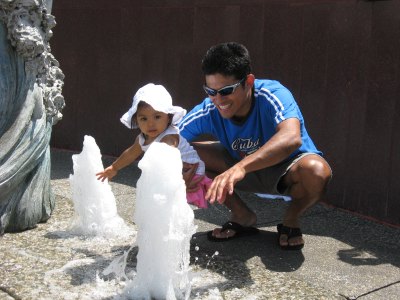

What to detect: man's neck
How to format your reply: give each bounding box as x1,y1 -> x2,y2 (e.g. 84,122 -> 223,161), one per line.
230,94 -> 255,124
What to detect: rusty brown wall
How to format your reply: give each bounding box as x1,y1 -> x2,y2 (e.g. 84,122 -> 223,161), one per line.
50,0 -> 400,225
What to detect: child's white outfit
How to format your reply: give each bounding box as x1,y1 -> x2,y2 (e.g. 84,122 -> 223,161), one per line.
138,125 -> 212,208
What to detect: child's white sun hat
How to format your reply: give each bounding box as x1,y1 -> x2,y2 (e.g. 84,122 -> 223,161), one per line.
120,83 -> 186,129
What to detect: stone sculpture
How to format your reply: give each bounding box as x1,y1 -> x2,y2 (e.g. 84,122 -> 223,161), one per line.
0,0 -> 64,234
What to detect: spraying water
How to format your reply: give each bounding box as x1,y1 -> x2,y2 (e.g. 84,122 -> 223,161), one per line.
123,142 -> 197,300
69,135 -> 131,238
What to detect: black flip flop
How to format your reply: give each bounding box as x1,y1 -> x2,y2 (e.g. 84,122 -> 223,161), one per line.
207,221 -> 259,242
277,223 -> 304,250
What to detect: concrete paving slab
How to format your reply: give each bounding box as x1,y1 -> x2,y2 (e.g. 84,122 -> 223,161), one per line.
0,149 -> 399,299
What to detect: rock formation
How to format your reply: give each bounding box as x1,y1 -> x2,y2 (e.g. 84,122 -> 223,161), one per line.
0,0 -> 64,234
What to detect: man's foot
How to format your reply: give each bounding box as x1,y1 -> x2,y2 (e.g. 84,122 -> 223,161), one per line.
207,221 -> 259,242
208,190 -> 257,240
277,223 -> 304,250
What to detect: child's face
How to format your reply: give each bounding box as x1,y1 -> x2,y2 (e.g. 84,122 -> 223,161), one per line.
136,103 -> 170,140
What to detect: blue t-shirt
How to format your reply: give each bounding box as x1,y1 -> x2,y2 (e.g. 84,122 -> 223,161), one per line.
178,79 -> 322,161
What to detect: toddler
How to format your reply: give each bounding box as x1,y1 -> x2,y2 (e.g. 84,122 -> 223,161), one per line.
96,83 -> 211,208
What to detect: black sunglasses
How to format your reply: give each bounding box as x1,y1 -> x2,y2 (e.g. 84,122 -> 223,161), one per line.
203,77 -> 246,97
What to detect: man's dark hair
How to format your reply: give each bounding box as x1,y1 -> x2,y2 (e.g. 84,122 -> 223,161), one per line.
201,42 -> 252,80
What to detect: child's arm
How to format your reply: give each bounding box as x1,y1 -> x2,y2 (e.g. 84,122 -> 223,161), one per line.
96,136 -> 143,182
159,134 -> 179,148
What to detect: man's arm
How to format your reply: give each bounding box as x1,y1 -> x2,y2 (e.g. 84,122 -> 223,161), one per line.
238,118 -> 302,173
206,118 -> 302,203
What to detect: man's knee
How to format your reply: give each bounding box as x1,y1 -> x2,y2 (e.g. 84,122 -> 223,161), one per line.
299,156 -> 332,192
192,141 -> 230,173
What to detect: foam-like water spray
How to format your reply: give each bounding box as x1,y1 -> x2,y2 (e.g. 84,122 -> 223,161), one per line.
69,135 -> 131,237
124,142 -> 197,300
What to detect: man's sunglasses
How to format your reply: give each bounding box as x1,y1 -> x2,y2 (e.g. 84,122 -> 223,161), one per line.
203,77 -> 246,97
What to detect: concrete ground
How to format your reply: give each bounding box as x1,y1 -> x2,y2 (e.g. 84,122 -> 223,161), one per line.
0,149 -> 399,299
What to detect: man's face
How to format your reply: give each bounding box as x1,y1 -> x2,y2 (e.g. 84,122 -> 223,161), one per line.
204,73 -> 253,119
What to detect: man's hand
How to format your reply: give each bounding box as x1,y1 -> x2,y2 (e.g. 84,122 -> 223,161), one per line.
182,162 -> 202,192
205,164 -> 246,204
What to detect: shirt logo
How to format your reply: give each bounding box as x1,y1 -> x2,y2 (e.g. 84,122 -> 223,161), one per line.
231,138 -> 260,157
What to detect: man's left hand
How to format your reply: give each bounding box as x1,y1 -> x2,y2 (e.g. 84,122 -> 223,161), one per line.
205,164 -> 246,204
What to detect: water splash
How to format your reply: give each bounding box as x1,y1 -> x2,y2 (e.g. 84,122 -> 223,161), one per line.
206,251 -> 219,269
103,244 -> 137,281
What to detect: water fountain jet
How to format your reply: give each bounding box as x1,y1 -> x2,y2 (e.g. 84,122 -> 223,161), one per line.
124,142 -> 196,300
69,135 -> 131,238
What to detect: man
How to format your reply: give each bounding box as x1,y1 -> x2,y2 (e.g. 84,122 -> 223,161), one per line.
178,42 -> 332,250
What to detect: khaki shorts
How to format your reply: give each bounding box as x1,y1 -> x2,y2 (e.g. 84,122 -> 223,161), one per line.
225,152 -> 323,196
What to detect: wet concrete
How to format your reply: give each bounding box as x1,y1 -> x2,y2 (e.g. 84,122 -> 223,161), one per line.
0,149 -> 399,299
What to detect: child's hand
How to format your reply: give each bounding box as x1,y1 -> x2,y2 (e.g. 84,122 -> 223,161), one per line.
96,166 -> 118,182
182,162 -> 200,192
